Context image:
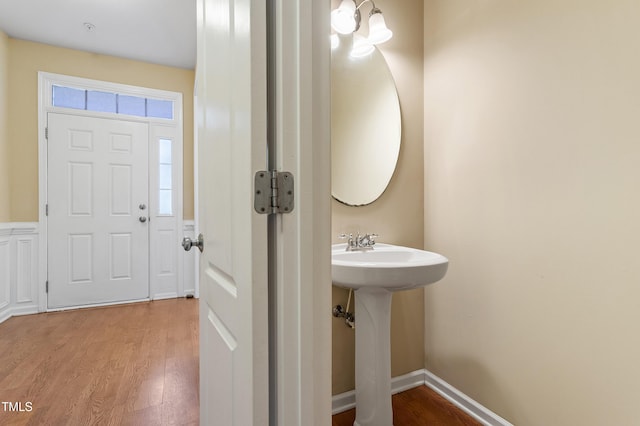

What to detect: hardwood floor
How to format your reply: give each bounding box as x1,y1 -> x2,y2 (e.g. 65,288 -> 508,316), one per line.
0,298 -> 198,426
2,299 -> 479,425
332,386 -> 483,426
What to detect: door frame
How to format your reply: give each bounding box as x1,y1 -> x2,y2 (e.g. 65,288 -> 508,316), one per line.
269,0 -> 332,422
37,72 -> 184,312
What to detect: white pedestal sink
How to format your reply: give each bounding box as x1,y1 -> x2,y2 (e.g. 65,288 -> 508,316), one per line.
332,243 -> 449,426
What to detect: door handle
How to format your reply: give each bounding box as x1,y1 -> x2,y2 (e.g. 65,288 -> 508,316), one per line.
182,233 -> 204,253
139,216 -> 147,223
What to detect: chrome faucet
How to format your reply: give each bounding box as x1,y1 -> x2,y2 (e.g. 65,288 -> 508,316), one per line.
339,232 -> 378,251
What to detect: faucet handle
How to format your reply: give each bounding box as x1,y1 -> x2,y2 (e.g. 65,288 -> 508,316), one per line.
339,233 -> 357,251
361,233 -> 378,247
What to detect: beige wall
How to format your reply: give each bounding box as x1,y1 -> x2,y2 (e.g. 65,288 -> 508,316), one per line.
0,31 -> 10,222
424,0 -> 640,424
7,39 -> 195,222
331,0 -> 425,395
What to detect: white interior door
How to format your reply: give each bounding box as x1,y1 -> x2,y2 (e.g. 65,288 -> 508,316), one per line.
196,0 -> 269,424
47,113 -> 149,309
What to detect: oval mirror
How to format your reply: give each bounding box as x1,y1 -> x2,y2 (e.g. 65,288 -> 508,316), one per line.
331,36 -> 401,206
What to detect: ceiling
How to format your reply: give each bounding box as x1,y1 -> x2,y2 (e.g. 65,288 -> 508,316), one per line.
0,0 -> 196,69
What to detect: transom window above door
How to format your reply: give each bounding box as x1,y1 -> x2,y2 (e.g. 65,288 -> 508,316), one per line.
52,85 -> 174,119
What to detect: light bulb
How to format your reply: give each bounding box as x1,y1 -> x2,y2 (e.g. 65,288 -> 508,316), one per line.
331,34 -> 340,50
331,0 -> 357,35
368,11 -> 392,44
350,35 -> 374,58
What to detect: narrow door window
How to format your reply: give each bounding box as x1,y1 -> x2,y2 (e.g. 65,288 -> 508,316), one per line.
158,138 -> 173,216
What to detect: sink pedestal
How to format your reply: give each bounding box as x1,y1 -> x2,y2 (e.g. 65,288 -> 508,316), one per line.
331,243 -> 449,425
354,288 -> 393,426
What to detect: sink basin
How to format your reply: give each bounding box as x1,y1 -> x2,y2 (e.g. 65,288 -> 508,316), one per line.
331,243 -> 449,291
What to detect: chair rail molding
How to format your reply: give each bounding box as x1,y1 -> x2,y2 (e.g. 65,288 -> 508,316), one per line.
0,223 -> 40,324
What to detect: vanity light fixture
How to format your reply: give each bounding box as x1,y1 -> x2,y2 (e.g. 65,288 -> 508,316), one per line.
331,0 -> 392,57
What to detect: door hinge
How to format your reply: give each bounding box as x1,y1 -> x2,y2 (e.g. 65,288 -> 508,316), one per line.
45,127 -> 48,140
46,281 -> 49,293
45,204 -> 48,216
254,170 -> 294,215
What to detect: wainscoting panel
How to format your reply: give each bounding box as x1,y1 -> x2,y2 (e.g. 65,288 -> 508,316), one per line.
153,221 -> 195,300
151,226 -> 179,300
16,236 -> 37,303
0,236 -> 10,312
183,221 -> 196,296
0,223 -> 40,324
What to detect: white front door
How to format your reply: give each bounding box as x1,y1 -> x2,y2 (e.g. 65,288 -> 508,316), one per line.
47,113 -> 149,309
196,0 -> 268,424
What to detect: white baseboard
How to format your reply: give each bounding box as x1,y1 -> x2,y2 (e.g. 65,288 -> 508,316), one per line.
332,369 -> 513,426
392,369 -> 428,394
0,305 -> 39,324
9,305 -> 39,317
153,292 -> 179,301
424,370 -> 513,426
47,298 -> 151,313
0,309 -> 12,324
331,370 -> 424,415
331,389 -> 356,415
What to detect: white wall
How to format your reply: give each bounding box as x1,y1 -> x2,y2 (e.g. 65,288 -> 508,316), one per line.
424,0 -> 640,424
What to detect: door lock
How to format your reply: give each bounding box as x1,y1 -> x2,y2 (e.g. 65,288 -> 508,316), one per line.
182,233 -> 204,253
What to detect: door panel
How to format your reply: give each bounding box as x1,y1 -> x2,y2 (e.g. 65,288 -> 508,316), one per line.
69,234 -> 92,282
68,162 -> 92,215
48,113 -> 149,309
110,164 -> 132,215
109,233 -> 132,279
